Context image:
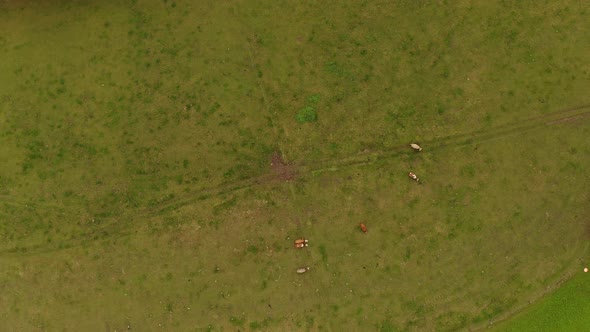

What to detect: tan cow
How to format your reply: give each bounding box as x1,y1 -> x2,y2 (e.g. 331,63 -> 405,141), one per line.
297,267 -> 310,274
410,143 -> 422,151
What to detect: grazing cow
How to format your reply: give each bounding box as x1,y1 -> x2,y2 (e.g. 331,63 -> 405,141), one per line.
360,223 -> 368,233
294,239 -> 309,248
410,143 -> 422,151
408,172 -> 419,182
297,267 -> 310,274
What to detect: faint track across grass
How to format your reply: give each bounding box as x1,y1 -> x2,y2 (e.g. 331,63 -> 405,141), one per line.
303,103 -> 590,174
1,103 -> 589,257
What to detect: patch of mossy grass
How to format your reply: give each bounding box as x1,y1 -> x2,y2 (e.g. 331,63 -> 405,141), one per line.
296,105 -> 317,123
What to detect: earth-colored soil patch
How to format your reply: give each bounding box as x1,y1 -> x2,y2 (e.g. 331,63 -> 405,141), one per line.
270,151 -> 298,182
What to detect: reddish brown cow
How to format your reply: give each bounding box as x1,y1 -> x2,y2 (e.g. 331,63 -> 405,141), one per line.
360,223 -> 368,233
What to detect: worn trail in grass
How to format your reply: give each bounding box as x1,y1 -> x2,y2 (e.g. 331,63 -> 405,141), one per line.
2,103 -> 589,258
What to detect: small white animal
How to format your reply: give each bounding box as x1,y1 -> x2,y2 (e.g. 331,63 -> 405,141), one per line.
410,143 -> 422,151
297,267 -> 310,274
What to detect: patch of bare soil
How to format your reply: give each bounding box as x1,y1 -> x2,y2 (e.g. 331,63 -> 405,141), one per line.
270,152 -> 297,181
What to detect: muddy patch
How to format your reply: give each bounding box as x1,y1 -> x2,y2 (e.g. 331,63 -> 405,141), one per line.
270,152 -> 297,181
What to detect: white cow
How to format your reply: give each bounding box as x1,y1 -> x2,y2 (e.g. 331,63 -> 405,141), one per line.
297,267 -> 310,274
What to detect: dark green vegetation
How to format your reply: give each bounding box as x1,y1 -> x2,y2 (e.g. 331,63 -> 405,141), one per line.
1,0 -> 589,330
493,271 -> 590,331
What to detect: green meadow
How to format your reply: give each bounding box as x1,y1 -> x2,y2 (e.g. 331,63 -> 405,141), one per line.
493,272 -> 590,332
1,0 -> 589,331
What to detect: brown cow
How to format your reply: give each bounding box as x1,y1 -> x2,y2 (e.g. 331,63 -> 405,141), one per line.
360,223 -> 368,233
294,239 -> 309,248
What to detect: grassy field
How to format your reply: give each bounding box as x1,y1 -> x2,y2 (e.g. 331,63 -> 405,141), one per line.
492,271 -> 590,331
1,0 -> 589,331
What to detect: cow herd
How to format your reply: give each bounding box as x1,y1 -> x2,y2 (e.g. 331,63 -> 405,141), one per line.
293,143 -> 423,274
